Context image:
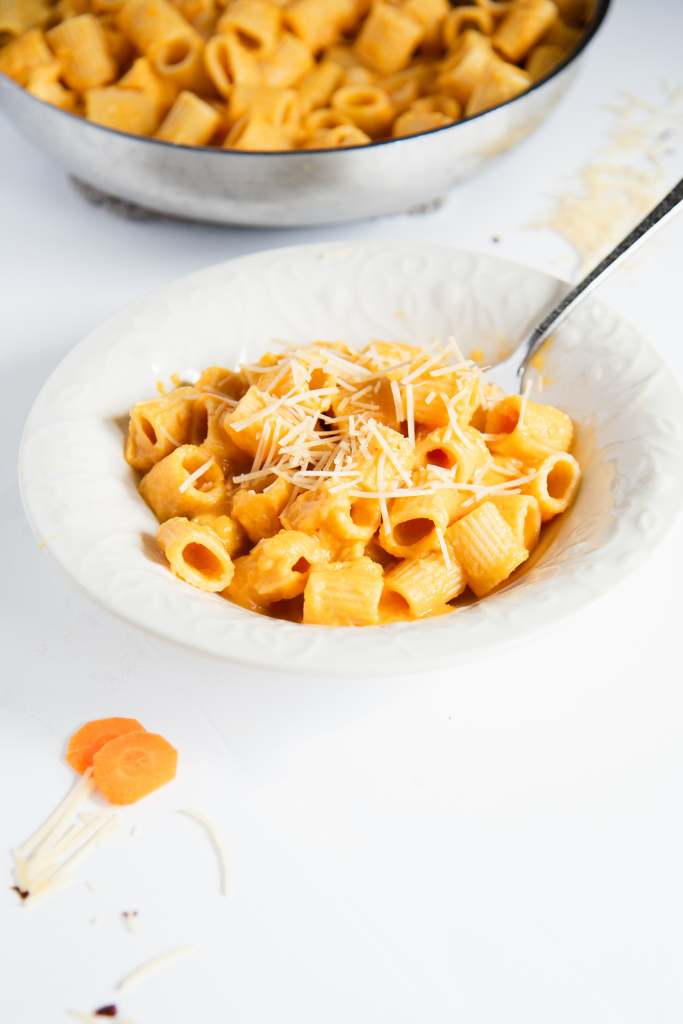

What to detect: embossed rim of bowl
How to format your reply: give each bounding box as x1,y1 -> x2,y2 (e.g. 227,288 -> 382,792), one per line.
0,0 -> 610,157
18,241 -> 683,675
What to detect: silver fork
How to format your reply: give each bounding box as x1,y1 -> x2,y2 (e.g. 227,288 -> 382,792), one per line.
487,176 -> 683,394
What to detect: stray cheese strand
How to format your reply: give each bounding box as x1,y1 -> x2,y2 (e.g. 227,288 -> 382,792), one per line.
177,808 -> 230,897
117,946 -> 198,994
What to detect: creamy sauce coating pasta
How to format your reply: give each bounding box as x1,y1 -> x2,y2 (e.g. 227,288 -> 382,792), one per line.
125,339 -> 581,625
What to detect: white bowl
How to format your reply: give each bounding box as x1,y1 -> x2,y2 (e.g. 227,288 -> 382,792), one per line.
19,242 -> 683,675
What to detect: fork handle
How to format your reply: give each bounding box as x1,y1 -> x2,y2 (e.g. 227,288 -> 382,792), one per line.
515,175 -> 683,386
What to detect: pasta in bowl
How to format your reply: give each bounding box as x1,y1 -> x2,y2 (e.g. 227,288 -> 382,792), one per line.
127,341 -> 581,625
18,243 -> 683,674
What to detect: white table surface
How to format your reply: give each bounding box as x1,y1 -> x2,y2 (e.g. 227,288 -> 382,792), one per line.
2,1 -> 683,1020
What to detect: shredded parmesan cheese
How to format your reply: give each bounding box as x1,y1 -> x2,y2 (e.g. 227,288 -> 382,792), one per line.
28,817 -> 118,903
435,527 -> 452,571
376,453 -> 391,536
405,383 -> 415,447
349,486 -> 439,500
294,469 -> 357,478
156,424 -> 183,448
447,336 -> 466,363
428,361 -> 471,377
366,421 -> 412,487
441,393 -> 471,449
117,946 -> 197,994
401,342 -> 456,384
390,380 -> 404,423
11,770 -> 118,905
531,87 -> 683,272
490,461 -> 524,477
350,401 -> 381,413
329,477 -> 361,493
229,397 -> 285,432
197,388 -> 239,406
15,770 -> 95,860
262,420 -> 282,471
178,809 -> 230,897
178,457 -> 214,494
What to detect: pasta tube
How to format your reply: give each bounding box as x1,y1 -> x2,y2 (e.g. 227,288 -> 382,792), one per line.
379,485 -> 463,558
447,500 -> 528,596
193,513 -> 248,557
231,476 -> 293,542
354,2 -> 424,75
381,547 -> 466,618
86,84 -> 161,131
47,14 -> 117,90
139,444 -> 229,520
523,451 -> 580,521
157,517 -> 235,591
331,83 -> 394,137
250,529 -> 330,602
492,0 -> 558,62
303,556 -> 383,625
27,62 -> 78,110
485,394 -> 573,464
156,89 -> 222,143
0,27 -> 53,84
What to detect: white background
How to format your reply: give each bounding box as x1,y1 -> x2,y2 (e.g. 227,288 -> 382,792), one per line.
2,0 -> 683,1020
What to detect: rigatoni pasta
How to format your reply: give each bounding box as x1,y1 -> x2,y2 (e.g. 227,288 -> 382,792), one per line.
139,443 -> 229,520
0,0 -> 51,39
118,56 -> 179,118
125,338 -> 581,625
381,545 -> 466,619
46,13 -> 117,89
447,500 -> 528,597
1,0 -> 591,150
85,83 -> 159,132
155,88 -> 221,143
0,27 -> 53,85
27,61 -> 77,109
157,516 -> 236,591
303,557 -> 384,625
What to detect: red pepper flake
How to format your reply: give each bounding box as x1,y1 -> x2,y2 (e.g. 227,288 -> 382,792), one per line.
11,885 -> 29,901
94,1006 -> 118,1017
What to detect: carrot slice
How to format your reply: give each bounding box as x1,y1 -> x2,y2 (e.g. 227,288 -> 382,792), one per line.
66,718 -> 146,774
92,732 -> 178,805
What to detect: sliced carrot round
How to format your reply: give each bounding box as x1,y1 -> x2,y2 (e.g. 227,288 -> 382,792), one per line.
92,731 -> 178,805
66,717 -> 146,774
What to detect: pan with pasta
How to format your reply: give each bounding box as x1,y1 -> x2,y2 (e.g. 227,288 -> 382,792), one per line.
1,0 -> 593,150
